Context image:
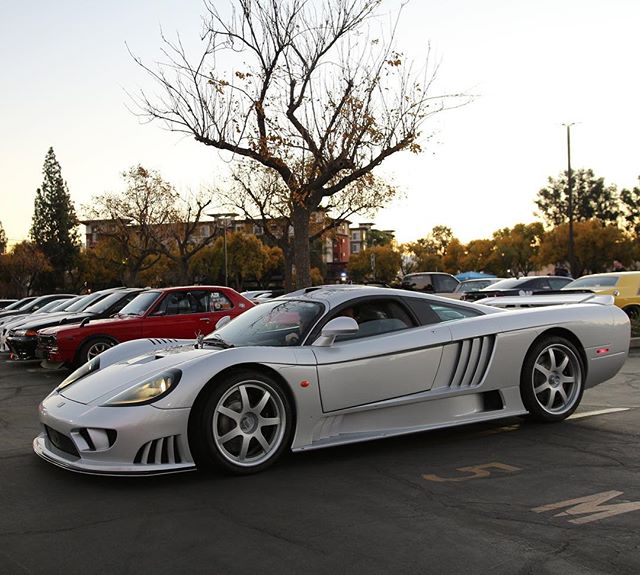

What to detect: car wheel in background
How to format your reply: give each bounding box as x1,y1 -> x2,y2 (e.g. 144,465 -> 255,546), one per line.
191,369 -> 293,475
77,337 -> 117,366
520,336 -> 584,422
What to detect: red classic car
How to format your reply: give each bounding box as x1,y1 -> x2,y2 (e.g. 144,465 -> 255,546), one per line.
37,286 -> 253,367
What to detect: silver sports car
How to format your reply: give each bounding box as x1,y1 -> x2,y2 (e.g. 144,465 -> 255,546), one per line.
34,285 -> 630,476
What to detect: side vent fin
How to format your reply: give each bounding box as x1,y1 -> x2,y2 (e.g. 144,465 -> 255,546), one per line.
447,335 -> 495,389
134,435 -> 182,465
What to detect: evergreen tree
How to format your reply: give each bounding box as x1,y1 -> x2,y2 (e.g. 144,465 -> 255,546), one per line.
30,147 -> 80,287
0,221 -> 7,253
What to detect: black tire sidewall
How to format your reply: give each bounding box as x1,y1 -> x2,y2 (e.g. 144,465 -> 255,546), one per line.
193,369 -> 293,475
77,337 -> 115,366
520,336 -> 585,422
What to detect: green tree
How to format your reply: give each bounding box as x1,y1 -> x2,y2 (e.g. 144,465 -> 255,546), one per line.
348,244 -> 402,283
404,225 -> 455,272
620,176 -> 640,234
536,220 -> 633,277
366,229 -> 394,247
535,169 -> 620,227
30,147 -> 80,288
491,222 -> 544,277
0,221 -> 7,254
134,0 -> 465,289
460,239 -> 496,274
3,241 -> 52,297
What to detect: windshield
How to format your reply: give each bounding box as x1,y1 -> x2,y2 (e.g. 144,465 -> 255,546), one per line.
206,299 -> 324,347
482,278 -> 525,290
84,291 -> 134,314
35,299 -> 71,313
563,275 -> 619,289
4,298 -> 36,311
118,291 -> 161,316
50,296 -> 85,311
63,292 -> 104,312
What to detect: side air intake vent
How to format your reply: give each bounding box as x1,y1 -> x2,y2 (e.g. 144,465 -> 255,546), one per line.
134,436 -> 182,465
447,335 -> 495,389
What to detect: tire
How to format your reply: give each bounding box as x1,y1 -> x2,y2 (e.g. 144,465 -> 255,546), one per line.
520,336 -> 585,422
623,305 -> 640,320
190,369 -> 293,475
77,337 -> 117,366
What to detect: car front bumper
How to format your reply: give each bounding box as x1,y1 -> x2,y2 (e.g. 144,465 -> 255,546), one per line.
6,335 -> 38,360
34,391 -> 196,476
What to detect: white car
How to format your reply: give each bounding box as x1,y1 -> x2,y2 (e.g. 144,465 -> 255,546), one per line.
34,285 -> 630,476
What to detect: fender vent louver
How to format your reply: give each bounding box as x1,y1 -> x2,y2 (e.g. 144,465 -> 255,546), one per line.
134,435 -> 182,465
447,335 -> 495,389
147,338 -> 179,345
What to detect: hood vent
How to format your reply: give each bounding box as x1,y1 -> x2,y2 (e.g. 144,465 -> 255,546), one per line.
447,335 -> 495,389
134,435 -> 182,465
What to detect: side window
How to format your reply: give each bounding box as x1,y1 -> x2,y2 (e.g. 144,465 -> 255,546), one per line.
406,298 -> 483,324
430,303 -> 482,322
208,291 -> 234,312
532,278 -> 550,290
157,292 -> 192,315
335,299 -> 414,341
549,278 -> 568,289
434,275 -> 459,293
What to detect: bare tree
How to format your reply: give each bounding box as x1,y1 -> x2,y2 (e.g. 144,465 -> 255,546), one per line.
156,191 -> 221,284
132,0 -> 465,287
216,161 -> 394,288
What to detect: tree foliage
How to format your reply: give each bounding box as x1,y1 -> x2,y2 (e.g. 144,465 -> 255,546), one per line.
134,0 -> 465,288
30,147 -> 80,287
491,222 -> 544,277
0,221 -> 6,254
620,176 -> 640,234
83,166 -> 179,286
1,242 -> 52,297
536,219 -> 634,277
347,244 -> 402,283
535,169 -> 620,227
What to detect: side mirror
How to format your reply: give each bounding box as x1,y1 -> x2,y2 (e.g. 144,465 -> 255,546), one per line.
312,316 -> 359,347
215,315 -> 231,330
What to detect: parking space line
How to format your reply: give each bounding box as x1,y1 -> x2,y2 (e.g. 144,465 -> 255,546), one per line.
568,407 -> 630,420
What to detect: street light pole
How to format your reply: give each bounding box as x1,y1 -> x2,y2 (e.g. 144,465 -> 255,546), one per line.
564,123 -> 576,277
207,212 -> 238,286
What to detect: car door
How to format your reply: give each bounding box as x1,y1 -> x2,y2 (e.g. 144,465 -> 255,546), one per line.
311,297 -> 452,412
140,290 -> 210,339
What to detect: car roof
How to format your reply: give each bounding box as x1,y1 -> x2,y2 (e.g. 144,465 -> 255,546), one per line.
279,284 -> 492,312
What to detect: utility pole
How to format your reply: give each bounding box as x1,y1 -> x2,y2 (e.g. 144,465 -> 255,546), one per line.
564,123 -> 576,277
207,212 -> 238,286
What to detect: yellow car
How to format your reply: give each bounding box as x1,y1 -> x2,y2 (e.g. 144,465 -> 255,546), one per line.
562,271 -> 640,318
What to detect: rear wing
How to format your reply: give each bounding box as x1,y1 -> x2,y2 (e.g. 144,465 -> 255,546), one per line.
476,293 -> 615,309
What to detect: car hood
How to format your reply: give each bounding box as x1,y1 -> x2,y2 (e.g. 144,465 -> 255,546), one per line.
40,315 -> 135,336
58,346 -> 222,405
9,312 -> 92,332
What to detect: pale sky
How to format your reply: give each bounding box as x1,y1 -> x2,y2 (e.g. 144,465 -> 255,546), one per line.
1,0 -> 639,247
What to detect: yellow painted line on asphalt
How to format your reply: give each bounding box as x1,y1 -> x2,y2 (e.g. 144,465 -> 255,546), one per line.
568,407 -> 630,420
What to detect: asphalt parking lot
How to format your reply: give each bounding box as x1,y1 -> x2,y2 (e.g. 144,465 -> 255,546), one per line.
1,352 -> 639,575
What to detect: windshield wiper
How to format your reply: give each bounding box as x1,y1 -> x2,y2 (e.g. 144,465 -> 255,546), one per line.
202,335 -> 234,349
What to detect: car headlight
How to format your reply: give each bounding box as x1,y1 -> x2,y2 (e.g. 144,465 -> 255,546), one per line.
102,369 -> 182,406
58,357 -> 101,391
13,329 -> 37,337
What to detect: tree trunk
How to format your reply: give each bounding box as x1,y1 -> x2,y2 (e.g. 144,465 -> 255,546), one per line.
291,204 -> 311,289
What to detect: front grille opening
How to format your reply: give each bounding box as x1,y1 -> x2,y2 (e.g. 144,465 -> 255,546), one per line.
134,435 -> 182,465
45,425 -> 79,458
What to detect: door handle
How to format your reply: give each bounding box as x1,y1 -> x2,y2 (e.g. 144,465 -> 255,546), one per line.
200,318 -> 211,323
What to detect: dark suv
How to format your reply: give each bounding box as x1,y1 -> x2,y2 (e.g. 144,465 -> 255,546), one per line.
400,272 -> 460,294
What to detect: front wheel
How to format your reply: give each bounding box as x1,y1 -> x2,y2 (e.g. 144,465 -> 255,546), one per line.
77,337 -> 116,366
520,336 -> 585,422
191,370 -> 293,475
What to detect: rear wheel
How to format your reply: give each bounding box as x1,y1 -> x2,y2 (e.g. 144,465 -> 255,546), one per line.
78,337 -> 116,366
520,336 -> 584,422
191,370 -> 293,475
